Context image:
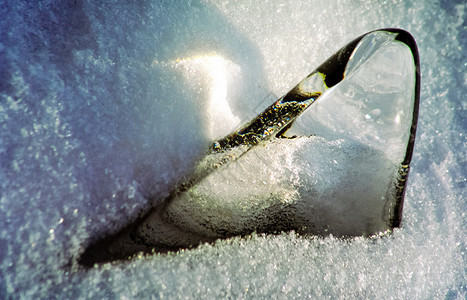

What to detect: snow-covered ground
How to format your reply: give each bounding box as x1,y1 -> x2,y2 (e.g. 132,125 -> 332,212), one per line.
0,0 -> 465,298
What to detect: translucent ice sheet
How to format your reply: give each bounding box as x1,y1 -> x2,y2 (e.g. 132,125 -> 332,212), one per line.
287,31 -> 416,163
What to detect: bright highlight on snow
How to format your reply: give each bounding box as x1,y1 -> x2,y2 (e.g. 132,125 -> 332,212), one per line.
152,55 -> 241,139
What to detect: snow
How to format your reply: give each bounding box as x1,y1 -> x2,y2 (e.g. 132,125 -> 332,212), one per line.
0,0 -> 465,298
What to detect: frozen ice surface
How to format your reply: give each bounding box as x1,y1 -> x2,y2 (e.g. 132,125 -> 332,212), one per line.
144,136 -> 398,248
0,0 -> 465,298
287,31 -> 416,163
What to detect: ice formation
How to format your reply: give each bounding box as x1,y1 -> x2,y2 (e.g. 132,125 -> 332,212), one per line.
0,0 -> 465,298
78,30 -> 419,265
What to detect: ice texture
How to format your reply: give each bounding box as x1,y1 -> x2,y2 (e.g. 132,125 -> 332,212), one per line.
287,31 -> 416,163
149,137 -> 397,241
0,0 -> 465,299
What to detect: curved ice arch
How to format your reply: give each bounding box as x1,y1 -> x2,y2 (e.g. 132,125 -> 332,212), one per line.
79,29 -> 420,266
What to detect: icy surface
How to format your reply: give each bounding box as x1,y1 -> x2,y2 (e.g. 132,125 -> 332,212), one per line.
288,32 -> 416,163
152,137 -> 397,243
0,0 -> 465,298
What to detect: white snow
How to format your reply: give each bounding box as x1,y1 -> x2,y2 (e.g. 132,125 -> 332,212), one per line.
0,0 -> 465,298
